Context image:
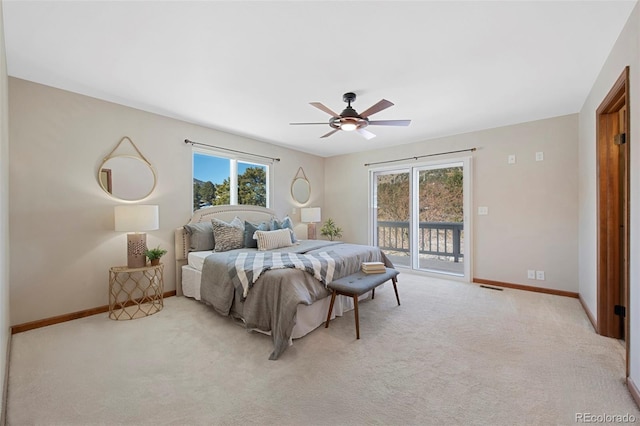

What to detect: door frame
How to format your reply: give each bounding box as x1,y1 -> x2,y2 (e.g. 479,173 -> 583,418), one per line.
596,66 -> 630,376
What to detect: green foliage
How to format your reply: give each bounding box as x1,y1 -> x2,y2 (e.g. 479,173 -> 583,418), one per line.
376,173 -> 410,222
238,167 -> 266,207
145,245 -> 167,260
193,181 -> 216,210
216,179 -> 231,205
320,218 -> 343,241
376,167 -> 463,223
193,167 -> 266,209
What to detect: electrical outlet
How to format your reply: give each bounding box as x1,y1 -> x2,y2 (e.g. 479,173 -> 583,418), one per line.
527,270 -> 536,279
535,152 -> 544,162
536,270 -> 545,280
478,206 -> 489,215
508,154 -> 516,164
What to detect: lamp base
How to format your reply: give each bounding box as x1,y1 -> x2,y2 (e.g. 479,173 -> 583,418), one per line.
127,233 -> 147,268
307,223 -> 317,240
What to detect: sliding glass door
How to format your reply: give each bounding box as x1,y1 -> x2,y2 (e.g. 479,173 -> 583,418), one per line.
371,158 -> 470,279
373,170 -> 411,267
415,164 -> 464,275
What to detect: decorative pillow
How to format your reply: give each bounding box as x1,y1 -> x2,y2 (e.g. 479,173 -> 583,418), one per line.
255,229 -> 294,251
243,220 -> 269,248
184,222 -> 214,251
212,217 -> 244,252
270,216 -> 297,243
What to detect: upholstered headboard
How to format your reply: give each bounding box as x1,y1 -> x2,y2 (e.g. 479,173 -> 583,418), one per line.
174,204 -> 277,295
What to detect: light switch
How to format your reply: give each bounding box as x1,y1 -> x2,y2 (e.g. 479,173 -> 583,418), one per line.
508,154 -> 516,164
478,206 -> 489,215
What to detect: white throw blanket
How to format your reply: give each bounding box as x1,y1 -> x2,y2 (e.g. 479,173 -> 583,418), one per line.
227,251 -> 341,298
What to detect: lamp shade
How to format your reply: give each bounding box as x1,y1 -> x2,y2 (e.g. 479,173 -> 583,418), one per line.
301,207 -> 321,223
114,205 -> 159,232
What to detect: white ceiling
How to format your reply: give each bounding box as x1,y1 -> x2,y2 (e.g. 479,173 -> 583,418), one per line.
3,1 -> 637,157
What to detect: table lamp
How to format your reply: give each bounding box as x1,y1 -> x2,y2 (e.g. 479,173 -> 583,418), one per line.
301,207 -> 321,240
114,205 -> 159,268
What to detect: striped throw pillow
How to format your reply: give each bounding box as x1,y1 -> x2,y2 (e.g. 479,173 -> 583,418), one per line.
255,229 -> 294,251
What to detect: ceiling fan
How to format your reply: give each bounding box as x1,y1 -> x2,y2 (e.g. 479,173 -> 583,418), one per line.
290,92 -> 411,140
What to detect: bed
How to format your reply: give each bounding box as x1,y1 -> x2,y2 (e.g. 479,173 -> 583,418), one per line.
175,205 -> 393,359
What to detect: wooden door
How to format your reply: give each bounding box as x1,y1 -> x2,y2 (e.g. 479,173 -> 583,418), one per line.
596,67 -> 630,376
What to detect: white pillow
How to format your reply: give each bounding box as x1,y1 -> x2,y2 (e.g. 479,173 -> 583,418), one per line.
255,229 -> 294,251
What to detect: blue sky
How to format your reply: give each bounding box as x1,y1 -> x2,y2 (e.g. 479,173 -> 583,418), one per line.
193,153 -> 263,184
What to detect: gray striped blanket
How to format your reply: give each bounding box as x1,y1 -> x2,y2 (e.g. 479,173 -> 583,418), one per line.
227,251 -> 342,298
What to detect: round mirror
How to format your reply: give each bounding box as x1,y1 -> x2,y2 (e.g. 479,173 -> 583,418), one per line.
291,177 -> 311,204
98,155 -> 157,201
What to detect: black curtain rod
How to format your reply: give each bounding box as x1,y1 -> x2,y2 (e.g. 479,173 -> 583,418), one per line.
184,139 -> 281,162
364,147 -> 476,166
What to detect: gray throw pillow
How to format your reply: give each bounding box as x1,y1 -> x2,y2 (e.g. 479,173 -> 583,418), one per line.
184,222 -> 214,251
244,221 -> 269,248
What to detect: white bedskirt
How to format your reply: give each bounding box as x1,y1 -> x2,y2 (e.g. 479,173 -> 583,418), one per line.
181,265 -> 364,339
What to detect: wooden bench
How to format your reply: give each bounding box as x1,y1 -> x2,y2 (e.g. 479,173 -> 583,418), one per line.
324,268 -> 400,339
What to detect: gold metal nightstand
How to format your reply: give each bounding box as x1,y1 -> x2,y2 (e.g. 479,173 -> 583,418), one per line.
109,263 -> 164,320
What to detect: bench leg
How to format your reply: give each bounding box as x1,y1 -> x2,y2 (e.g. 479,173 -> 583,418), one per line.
325,290 -> 337,328
371,288 -> 375,299
392,277 -> 400,305
353,295 -> 360,339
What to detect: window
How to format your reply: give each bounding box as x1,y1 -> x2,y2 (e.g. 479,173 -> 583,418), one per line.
193,151 -> 269,211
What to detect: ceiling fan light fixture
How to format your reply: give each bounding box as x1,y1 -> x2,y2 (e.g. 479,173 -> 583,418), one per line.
340,122 -> 357,132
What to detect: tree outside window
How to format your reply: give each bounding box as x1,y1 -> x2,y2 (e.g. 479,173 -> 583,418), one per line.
193,152 -> 268,210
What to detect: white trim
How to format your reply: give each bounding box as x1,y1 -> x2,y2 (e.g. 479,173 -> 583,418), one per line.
229,159 -> 238,205
462,156 -> 472,280
411,167 -> 419,269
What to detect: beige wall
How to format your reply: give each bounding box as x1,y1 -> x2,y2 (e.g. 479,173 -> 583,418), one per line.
578,2 -> 639,389
0,0 -> 10,417
8,78 -> 324,325
325,114 -> 579,293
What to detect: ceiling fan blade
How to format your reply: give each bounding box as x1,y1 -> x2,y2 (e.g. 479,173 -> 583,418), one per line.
310,102 -> 340,117
359,99 -> 394,118
320,129 -> 340,138
368,119 -> 411,126
357,128 -> 376,140
290,122 -> 329,125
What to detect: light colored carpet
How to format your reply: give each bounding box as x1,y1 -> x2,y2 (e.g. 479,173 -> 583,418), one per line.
7,273 -> 640,425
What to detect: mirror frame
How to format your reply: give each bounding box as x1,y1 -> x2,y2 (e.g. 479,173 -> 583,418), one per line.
98,155 -> 157,201
291,177 -> 311,204
98,136 -> 157,201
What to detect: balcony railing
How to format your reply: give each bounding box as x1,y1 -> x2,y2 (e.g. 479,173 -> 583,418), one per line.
377,221 -> 464,262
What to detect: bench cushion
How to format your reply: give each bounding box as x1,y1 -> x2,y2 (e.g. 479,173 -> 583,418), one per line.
328,269 -> 399,296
